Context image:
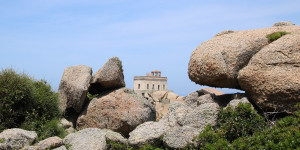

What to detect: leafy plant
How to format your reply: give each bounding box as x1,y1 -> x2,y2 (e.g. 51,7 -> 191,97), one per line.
87,92 -> 99,101
217,103 -> 267,142
266,31 -> 290,43
139,143 -> 167,150
106,140 -> 132,150
187,125 -> 232,150
0,69 -> 65,140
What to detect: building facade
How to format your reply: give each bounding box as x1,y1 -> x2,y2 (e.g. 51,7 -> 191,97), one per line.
133,71 -> 168,96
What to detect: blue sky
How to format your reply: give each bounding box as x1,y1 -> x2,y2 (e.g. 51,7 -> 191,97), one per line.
1,0 -> 300,96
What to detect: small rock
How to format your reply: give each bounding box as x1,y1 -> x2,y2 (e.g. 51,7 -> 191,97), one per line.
226,97 -> 251,108
129,121 -> 167,148
273,21 -> 294,27
60,118 -> 73,129
102,129 -> 127,144
36,136 -> 62,150
0,128 -> 37,150
52,146 -> 67,150
163,126 -> 200,149
63,128 -> 107,150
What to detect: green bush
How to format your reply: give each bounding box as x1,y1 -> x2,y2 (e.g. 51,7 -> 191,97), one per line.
232,115 -> 300,149
266,31 -> 290,43
187,125 -> 232,150
0,69 -> 64,140
0,69 -> 33,129
217,103 -> 267,142
107,140 -> 132,150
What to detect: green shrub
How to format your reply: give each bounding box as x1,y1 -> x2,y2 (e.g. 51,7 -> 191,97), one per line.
217,103 -> 267,142
266,31 -> 290,43
106,140 -> 167,150
0,69 -> 33,129
232,120 -> 300,149
106,140 -> 132,150
0,69 -> 64,140
87,92 -> 99,101
139,143 -> 166,150
187,125 -> 232,150
232,104 -> 300,149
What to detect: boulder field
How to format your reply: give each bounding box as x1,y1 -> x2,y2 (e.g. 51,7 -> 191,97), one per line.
1,21 -> 299,149
188,21 -> 300,113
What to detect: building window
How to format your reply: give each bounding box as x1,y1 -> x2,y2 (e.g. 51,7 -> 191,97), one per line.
163,85 -> 165,90
147,84 -> 149,89
138,84 -> 140,89
152,84 -> 154,89
158,85 -> 160,90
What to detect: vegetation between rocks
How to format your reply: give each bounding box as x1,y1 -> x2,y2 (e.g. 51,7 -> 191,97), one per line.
0,69 -> 67,141
266,31 -> 290,43
186,103 -> 300,149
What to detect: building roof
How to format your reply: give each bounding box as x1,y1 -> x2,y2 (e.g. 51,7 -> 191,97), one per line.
151,70 -> 161,73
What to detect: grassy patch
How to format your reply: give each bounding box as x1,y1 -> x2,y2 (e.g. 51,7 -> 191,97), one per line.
0,138 -> 5,143
266,31 -> 290,43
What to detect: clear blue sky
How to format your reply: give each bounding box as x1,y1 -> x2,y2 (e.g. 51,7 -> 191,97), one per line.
1,0 -> 299,96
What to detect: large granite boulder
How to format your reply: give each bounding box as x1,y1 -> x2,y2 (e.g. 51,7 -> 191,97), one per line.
77,88 -> 156,136
63,128 -> 107,150
0,128 -> 37,150
238,32 -> 300,113
188,22 -> 300,113
58,65 -> 92,113
188,23 -> 298,89
89,57 -> 125,94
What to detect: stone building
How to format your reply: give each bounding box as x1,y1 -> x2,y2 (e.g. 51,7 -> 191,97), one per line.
133,71 -> 168,96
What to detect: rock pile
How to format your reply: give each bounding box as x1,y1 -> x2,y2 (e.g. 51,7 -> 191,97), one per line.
128,90 -> 251,149
0,128 -> 127,150
57,57 -> 155,136
188,21 -> 300,113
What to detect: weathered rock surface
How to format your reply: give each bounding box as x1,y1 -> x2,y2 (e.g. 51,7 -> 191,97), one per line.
22,136 -> 63,150
0,128 -> 37,150
102,129 -> 127,144
58,65 -> 92,113
273,21 -> 295,27
63,128 -> 107,150
77,88 -> 155,136
53,146 -> 67,150
163,126 -> 200,149
166,102 -> 219,129
238,32 -> 300,113
89,57 -> 125,94
129,121 -> 167,148
226,97 -> 251,108
188,22 -> 300,113
188,24 -> 300,89
126,89 -> 251,149
36,136 -> 62,150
